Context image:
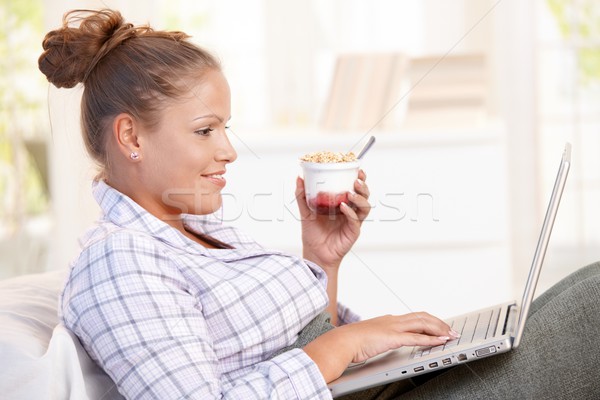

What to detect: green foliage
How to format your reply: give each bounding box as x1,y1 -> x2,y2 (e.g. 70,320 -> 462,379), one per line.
547,0 -> 600,84
0,0 -> 49,226
157,0 -> 208,43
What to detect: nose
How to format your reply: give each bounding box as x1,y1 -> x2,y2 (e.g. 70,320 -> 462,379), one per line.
215,129 -> 237,163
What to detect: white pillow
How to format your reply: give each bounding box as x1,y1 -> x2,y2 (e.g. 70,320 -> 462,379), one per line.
0,270 -> 124,400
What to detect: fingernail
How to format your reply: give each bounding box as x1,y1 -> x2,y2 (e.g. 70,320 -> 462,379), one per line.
449,330 -> 461,338
438,336 -> 450,341
356,179 -> 364,186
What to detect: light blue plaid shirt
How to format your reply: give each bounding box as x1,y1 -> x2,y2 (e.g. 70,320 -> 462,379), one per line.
60,180 -> 359,399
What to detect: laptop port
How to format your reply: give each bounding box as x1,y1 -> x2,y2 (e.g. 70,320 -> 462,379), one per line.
442,358 -> 452,366
475,346 -> 497,357
414,366 -> 425,372
428,362 -> 438,368
458,353 -> 468,361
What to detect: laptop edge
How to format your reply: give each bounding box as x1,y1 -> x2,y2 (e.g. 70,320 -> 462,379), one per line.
328,143 -> 571,397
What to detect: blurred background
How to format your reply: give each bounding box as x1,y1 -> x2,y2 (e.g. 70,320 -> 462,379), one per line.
1,0 -> 599,318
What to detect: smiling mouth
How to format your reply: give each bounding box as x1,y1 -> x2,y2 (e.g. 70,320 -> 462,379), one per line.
202,173 -> 227,187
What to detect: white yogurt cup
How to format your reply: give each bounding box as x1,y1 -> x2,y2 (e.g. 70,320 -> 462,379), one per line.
301,161 -> 360,214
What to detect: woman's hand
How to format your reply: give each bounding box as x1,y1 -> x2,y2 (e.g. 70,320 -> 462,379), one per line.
303,312 -> 457,383
295,169 -> 371,270
341,313 -> 456,363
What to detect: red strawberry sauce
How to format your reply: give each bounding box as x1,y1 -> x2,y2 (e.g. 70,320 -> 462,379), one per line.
308,191 -> 349,214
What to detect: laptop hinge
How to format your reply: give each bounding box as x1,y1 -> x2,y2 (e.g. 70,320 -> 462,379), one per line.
502,305 -> 519,335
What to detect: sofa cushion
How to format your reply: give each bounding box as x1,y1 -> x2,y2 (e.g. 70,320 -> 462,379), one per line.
0,270 -> 123,399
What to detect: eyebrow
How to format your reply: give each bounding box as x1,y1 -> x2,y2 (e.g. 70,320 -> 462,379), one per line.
192,114 -> 232,123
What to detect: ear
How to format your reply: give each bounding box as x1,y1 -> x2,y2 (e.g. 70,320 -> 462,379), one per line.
112,113 -> 141,161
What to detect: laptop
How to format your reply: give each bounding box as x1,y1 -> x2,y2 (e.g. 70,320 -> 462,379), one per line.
328,143 -> 572,397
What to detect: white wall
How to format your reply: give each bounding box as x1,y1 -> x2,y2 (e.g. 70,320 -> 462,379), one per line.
44,87 -> 99,273
27,0 -> 594,309
490,0 -> 540,288
224,128 -> 510,318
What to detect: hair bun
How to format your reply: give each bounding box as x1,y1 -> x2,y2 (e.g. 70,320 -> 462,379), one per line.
38,9 -> 138,88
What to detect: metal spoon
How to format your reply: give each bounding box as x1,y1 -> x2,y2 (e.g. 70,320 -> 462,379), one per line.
357,136 -> 376,159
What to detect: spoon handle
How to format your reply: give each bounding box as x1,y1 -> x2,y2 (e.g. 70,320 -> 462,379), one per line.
357,136 -> 376,159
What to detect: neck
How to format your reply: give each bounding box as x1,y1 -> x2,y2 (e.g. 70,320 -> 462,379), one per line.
104,175 -> 227,249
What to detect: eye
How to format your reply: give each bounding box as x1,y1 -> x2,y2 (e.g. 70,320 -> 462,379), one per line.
194,127 -> 214,136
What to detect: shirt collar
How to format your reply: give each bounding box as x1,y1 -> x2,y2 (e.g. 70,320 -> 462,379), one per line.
92,180 -> 190,248
92,180 -> 262,254
90,180 -> 324,277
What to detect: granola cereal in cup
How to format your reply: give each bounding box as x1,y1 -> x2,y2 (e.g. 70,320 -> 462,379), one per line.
300,151 -> 360,215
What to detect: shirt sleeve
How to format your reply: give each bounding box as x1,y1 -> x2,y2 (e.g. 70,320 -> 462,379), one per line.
303,259 -> 361,326
337,303 -> 362,325
61,232 -> 332,400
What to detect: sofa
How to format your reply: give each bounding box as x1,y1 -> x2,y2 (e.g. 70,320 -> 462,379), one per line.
0,269 -> 124,399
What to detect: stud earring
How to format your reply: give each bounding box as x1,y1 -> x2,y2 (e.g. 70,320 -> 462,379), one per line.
130,152 -> 140,160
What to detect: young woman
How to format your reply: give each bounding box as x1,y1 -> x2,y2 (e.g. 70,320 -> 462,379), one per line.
39,9 -> 599,400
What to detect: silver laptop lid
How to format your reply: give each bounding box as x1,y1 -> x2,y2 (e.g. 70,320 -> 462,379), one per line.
512,143 -> 571,348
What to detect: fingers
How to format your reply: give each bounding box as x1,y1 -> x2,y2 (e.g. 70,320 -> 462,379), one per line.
349,312 -> 455,362
394,333 -> 450,348
347,191 -> 370,220
401,312 -> 453,337
354,170 -> 370,199
383,312 -> 454,347
358,169 -> 367,182
295,176 -> 311,218
346,173 -> 371,221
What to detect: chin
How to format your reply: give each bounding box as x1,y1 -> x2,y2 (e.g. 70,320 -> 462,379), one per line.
194,197 -> 223,215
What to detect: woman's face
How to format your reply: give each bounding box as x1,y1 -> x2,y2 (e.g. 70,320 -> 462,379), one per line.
136,69 -> 237,220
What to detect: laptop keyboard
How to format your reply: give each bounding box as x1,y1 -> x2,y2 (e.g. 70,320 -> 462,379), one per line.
410,307 -> 502,359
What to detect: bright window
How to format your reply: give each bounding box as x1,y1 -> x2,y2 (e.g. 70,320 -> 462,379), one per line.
536,0 -> 600,254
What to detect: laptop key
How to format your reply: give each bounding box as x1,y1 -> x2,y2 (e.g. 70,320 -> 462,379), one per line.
452,317 -> 467,337
487,307 -> 501,338
430,344 -> 444,354
411,349 -> 423,359
472,310 -> 492,342
460,314 -> 479,344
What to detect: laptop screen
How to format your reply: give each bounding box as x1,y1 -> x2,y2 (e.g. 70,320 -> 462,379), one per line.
513,143 -> 571,348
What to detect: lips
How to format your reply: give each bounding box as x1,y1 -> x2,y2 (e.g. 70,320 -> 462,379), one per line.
202,171 -> 226,188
